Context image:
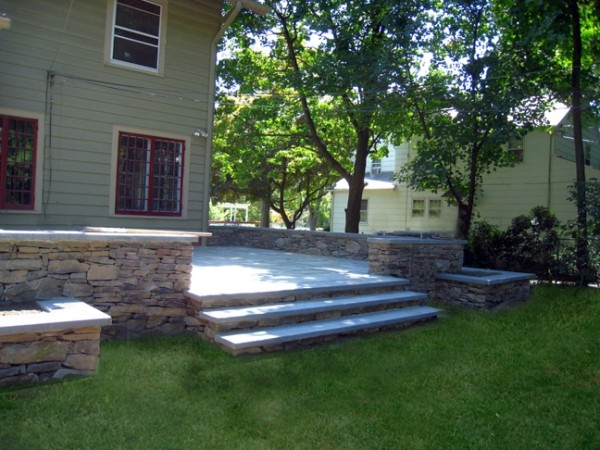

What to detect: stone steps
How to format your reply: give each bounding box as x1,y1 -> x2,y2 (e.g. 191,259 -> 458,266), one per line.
199,290 -> 428,332
214,306 -> 441,355
187,278 -> 409,309
196,285 -> 440,354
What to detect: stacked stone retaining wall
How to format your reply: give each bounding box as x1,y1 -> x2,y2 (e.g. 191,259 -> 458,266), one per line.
0,232 -> 200,338
207,226 -> 369,260
0,325 -> 102,386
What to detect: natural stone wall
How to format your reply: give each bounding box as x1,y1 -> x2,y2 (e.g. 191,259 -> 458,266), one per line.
368,237 -> 465,296
0,325 -> 102,386
435,279 -> 532,309
207,226 -> 369,260
0,238 -> 194,338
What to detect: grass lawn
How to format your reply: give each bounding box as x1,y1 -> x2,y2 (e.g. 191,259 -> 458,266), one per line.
1,285 -> 599,449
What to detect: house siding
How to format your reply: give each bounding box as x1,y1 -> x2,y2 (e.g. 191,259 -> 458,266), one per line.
332,142 -> 457,234
477,125 -> 600,228
0,0 -> 221,230
331,185 -> 457,235
331,121 -> 600,234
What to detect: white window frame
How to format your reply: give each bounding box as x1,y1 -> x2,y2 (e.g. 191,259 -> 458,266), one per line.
428,199 -> 442,218
109,125 -> 190,220
371,158 -> 382,175
105,0 -> 168,75
0,108 -> 44,215
508,137 -> 524,163
411,199 -> 426,218
412,198 -> 442,219
360,199 -> 368,223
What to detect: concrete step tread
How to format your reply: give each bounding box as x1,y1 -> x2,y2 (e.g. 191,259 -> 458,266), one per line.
200,290 -> 427,324
186,279 -> 409,306
215,306 -> 440,350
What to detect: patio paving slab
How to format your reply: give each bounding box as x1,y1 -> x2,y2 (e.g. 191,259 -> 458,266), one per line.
189,246 -> 402,297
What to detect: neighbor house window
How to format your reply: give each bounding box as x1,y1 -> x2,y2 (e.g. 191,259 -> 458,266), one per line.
115,132 -> 184,216
412,199 -> 442,219
411,199 -> 425,217
108,0 -> 166,73
371,158 -> 382,175
0,115 -> 37,210
360,199 -> 368,223
507,138 -> 524,163
428,199 -> 442,218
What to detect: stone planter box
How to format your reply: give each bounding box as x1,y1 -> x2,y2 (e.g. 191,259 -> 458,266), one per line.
0,297 -> 112,386
436,268 -> 536,309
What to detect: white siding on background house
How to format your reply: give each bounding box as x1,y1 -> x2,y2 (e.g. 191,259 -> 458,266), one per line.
330,142 -> 457,234
331,116 -> 600,235
0,0 -> 221,230
476,118 -> 600,228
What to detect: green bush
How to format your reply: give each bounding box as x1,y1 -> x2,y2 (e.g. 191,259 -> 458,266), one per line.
465,221 -> 504,269
466,207 -> 561,281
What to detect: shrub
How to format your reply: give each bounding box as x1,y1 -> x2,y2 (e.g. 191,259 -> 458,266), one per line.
466,207 -> 561,281
464,221 -> 504,268
502,206 -> 560,279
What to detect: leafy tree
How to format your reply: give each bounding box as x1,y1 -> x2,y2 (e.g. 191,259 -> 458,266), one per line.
220,0 -> 431,232
569,178 -> 600,235
212,48 -> 338,229
395,0 -> 552,239
498,0 -> 600,284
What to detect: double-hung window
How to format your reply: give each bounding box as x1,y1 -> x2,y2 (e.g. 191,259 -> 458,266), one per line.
116,132 -> 184,216
108,0 -> 166,73
507,138 -> 524,163
412,198 -> 442,219
371,159 -> 382,175
360,199 -> 368,223
0,115 -> 37,210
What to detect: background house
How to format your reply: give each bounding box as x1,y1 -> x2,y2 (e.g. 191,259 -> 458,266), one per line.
330,107 -> 600,234
330,141 -> 457,235
0,0 -> 222,231
476,108 -> 600,228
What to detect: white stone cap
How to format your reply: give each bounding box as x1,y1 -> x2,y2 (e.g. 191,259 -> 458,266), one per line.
0,227 -> 211,243
0,298 -> 112,336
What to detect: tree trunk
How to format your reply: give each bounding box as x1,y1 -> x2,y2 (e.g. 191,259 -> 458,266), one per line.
570,0 -> 590,285
308,200 -> 318,231
345,178 -> 365,233
260,199 -> 270,228
456,202 -> 472,240
344,130 -> 369,233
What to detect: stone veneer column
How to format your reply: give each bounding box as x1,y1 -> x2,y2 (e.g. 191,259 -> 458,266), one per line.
367,237 -> 466,296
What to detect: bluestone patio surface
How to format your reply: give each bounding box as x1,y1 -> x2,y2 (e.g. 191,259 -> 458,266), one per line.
189,246 -> 400,297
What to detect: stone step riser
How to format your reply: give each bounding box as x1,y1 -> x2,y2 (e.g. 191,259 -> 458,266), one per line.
202,298 -> 426,333
215,308 -> 439,356
222,318 -> 436,356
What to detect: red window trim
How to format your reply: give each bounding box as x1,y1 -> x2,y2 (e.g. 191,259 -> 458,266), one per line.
0,115 -> 38,211
115,131 -> 185,217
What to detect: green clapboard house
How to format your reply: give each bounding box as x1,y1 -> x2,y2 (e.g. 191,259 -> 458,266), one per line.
0,0 -> 266,231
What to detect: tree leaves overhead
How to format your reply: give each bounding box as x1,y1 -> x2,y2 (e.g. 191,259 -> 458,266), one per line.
217,0 -> 432,232
216,0 -> 598,236
213,45 -> 342,229
395,0 -> 559,238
